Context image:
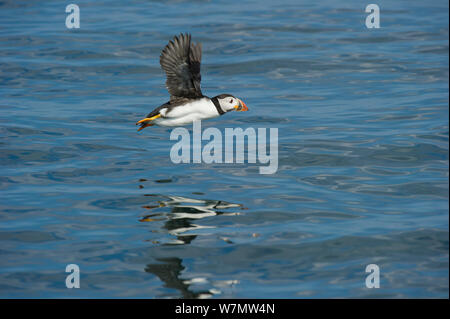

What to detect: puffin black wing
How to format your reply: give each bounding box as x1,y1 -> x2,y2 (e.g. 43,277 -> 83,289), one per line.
160,33 -> 203,101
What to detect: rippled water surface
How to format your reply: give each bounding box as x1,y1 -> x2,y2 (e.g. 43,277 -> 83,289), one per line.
0,0 -> 448,298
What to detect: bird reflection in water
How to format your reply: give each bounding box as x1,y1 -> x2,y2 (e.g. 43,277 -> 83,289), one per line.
139,195 -> 244,245
140,195 -> 242,298
145,257 -> 239,299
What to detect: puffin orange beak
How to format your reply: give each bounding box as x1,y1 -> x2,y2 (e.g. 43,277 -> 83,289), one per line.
235,99 -> 248,112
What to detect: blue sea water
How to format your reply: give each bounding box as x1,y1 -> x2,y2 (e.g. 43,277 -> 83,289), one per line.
0,0 -> 448,298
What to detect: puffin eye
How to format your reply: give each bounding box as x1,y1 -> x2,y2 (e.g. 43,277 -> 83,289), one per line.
229,99 -> 233,103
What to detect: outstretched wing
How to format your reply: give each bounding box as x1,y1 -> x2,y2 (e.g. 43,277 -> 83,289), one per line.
160,33 -> 203,100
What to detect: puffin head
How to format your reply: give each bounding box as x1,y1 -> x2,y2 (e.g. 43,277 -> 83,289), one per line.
215,94 -> 248,112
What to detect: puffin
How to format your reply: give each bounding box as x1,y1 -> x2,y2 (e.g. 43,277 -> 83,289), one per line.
136,33 -> 248,130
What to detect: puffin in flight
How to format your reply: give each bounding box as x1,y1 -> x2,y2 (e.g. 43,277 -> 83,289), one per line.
136,33 -> 248,130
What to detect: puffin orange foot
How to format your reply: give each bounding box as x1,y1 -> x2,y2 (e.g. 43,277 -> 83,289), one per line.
136,114 -> 161,131
138,122 -> 154,131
